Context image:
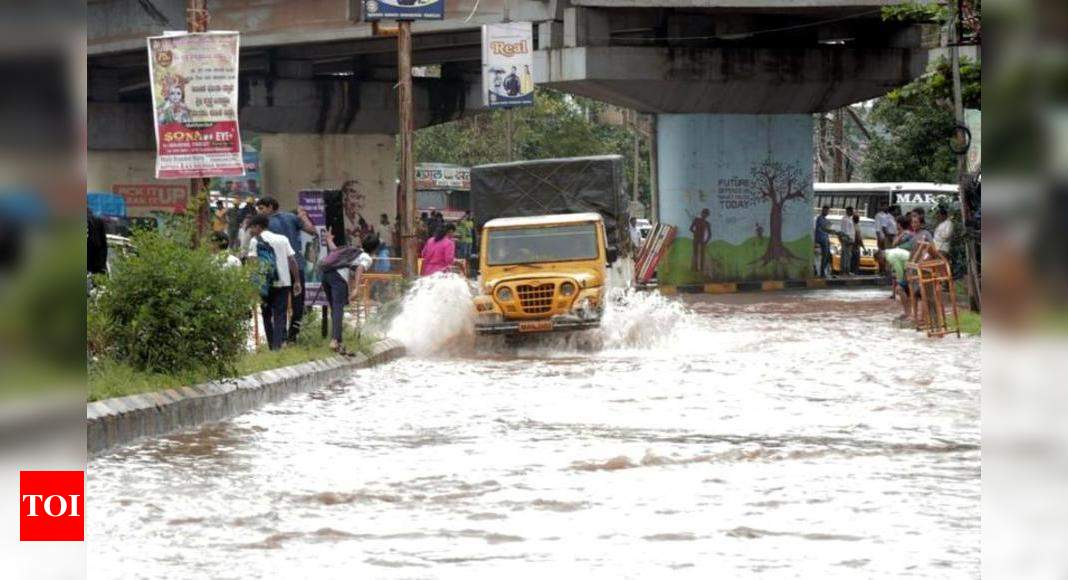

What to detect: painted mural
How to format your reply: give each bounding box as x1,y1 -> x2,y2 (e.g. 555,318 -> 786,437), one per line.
657,114 -> 815,285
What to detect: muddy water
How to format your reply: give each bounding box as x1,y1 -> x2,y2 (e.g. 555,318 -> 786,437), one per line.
88,288 -> 980,578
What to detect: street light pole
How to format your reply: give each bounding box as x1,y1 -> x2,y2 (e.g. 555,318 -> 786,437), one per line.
397,20 -> 418,279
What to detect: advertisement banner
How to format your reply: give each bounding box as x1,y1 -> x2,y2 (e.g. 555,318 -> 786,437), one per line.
148,31 -> 244,179
415,164 -> 470,190
113,184 -> 189,216
212,150 -> 261,199
482,23 -> 534,108
363,0 -> 443,21
298,190 -> 330,307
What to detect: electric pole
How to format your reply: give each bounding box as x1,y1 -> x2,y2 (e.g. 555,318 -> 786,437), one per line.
949,0 -> 981,312
397,20 -> 418,278
187,0 -> 210,246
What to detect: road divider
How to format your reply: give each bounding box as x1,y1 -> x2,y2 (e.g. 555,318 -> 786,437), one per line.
87,339 -> 405,456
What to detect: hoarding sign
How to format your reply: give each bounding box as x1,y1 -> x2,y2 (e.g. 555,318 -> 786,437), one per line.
212,151 -> 261,198
363,0 -> 443,21
298,190 -> 329,307
113,184 -> 189,215
415,164 -> 470,190
147,31 -> 244,179
482,23 -> 534,108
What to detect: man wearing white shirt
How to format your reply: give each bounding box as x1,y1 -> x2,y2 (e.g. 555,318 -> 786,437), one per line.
933,207 -> 954,255
839,207 -> 856,276
874,204 -> 896,276
246,214 -> 302,350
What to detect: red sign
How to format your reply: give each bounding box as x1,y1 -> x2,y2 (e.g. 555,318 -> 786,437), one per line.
113,184 -> 188,214
20,471 -> 84,541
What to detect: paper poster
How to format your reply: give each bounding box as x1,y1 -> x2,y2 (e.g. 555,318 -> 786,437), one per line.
147,31 -> 244,179
482,23 -> 534,108
212,151 -> 261,199
298,190 -> 329,308
363,0 -> 443,21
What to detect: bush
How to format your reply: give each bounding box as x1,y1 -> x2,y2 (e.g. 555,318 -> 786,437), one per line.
93,230 -> 259,375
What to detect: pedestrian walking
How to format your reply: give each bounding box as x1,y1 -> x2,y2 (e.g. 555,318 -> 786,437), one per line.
839,207 -> 856,276
814,205 -> 832,278
456,211 -> 475,261
211,232 -> 241,268
256,196 -> 316,343
319,231 -> 375,354
852,213 -> 864,274
420,223 -> 456,276
246,215 -> 302,351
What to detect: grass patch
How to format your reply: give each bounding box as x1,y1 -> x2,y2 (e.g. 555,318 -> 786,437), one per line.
958,310 -> 981,335
88,330 -> 378,403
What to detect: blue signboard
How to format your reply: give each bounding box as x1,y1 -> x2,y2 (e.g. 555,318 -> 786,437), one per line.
363,0 -> 444,21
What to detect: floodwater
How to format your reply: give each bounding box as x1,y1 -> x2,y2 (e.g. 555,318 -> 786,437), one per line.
88,282 -> 980,579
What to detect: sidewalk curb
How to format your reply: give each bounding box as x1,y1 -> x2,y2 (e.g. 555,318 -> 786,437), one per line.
658,276 -> 886,296
86,338 -> 405,456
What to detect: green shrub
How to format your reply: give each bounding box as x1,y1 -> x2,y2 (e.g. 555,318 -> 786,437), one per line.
94,231 -> 259,375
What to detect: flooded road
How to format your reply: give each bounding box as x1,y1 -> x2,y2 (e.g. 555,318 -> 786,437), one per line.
88,288 -> 980,578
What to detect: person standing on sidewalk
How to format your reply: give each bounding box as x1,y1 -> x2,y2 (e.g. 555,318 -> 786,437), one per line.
456,212 -> 474,261
814,205 -> 832,278
320,231 -> 375,354
256,196 -> 315,343
839,207 -> 856,276
246,215 -> 302,351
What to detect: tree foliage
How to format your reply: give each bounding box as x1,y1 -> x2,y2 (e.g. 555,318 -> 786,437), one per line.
861,58 -> 981,183
415,88 -> 650,206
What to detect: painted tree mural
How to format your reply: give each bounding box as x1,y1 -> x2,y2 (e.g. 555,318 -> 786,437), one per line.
749,159 -> 809,268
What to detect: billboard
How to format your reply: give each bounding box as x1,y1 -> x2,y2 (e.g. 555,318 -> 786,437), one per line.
297,190 -> 329,308
415,164 -> 470,190
112,184 -> 189,216
147,31 -> 244,179
657,115 -> 814,285
363,0 -> 443,21
482,23 -> 534,108
212,151 -> 261,199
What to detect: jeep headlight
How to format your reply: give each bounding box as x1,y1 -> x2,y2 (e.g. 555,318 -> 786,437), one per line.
496,286 -> 513,302
560,282 -> 576,297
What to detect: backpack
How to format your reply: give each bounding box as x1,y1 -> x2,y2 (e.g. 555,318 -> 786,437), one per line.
253,235 -> 279,298
317,246 -> 364,275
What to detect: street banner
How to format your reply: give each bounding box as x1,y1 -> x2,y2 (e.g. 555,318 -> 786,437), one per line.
298,190 -> 330,307
147,31 -> 244,179
415,163 -> 470,190
363,0 -> 443,21
212,150 -> 262,199
112,184 -> 189,215
482,23 -> 534,108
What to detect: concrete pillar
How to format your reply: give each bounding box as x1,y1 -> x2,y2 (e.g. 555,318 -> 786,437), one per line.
258,134 -> 397,222
656,114 -> 814,286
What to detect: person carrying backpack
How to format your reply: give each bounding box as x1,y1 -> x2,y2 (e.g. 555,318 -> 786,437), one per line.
318,231 -> 376,354
246,214 -> 302,351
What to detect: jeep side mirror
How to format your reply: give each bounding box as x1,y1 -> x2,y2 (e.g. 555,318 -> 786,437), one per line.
606,246 -> 619,265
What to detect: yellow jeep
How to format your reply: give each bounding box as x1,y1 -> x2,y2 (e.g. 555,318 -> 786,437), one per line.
473,213 -> 615,335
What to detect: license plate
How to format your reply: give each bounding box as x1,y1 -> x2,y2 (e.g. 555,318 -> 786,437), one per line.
518,320 -> 554,333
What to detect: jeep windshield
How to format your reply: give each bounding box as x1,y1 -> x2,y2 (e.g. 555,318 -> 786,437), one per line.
486,223 -> 599,266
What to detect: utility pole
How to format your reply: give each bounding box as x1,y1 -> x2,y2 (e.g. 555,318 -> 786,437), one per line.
632,111 -> 640,207
649,114 -> 658,222
949,0 -> 981,312
833,109 -> 845,182
397,20 -> 418,279
187,0 -> 209,245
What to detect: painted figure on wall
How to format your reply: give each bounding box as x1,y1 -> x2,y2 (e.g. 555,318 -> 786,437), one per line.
341,180 -> 368,247
690,208 -> 711,273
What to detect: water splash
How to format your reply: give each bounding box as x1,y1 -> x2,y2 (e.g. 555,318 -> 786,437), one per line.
599,288 -> 701,350
387,274 -> 474,357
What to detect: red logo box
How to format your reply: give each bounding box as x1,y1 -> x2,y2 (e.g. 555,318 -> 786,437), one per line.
20,471 -> 84,541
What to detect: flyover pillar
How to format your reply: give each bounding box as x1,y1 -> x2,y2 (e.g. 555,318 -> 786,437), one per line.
655,114 -> 814,286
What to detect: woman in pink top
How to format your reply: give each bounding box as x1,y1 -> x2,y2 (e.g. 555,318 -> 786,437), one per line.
420,223 -> 456,276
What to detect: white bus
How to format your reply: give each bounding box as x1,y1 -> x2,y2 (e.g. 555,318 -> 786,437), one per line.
813,182 -> 959,218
